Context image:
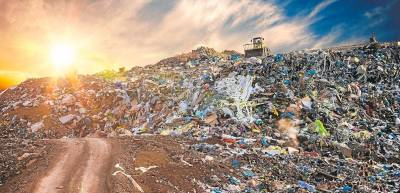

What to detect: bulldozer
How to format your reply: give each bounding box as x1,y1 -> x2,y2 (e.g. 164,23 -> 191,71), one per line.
243,37 -> 271,58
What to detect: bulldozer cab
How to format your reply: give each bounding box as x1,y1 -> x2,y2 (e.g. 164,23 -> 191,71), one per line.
243,37 -> 271,58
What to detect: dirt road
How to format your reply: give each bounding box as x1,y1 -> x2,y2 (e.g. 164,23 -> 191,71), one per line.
34,138 -> 112,193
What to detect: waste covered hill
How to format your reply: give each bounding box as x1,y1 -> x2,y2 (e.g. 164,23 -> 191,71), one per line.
1,43 -> 400,192
154,46 -> 240,67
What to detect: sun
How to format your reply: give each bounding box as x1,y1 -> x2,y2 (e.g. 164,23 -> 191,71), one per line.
50,43 -> 76,70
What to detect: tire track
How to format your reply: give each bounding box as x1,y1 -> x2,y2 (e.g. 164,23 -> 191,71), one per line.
33,138 -> 111,193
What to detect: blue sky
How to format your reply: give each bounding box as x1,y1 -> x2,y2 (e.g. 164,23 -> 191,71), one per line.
281,0 -> 399,43
0,0 -> 399,85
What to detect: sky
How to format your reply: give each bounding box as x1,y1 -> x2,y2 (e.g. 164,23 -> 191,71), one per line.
0,0 -> 399,89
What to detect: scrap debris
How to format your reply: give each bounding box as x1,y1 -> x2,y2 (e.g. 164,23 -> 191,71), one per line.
135,166 -> 158,173
1,42 -> 400,192
113,164 -> 144,193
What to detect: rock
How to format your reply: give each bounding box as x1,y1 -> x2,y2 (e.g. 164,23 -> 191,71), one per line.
61,94 -> 76,106
59,114 -> 75,124
30,121 -> 44,133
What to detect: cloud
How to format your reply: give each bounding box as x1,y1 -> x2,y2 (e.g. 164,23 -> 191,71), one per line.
363,4 -> 393,28
0,0 -> 357,80
310,25 -> 365,49
364,7 -> 384,19
308,0 -> 337,19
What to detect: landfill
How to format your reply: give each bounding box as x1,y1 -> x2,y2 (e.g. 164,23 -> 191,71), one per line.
1,42 -> 400,192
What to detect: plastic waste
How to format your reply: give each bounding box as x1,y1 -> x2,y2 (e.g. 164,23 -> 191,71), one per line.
298,180 -> 316,192
231,159 -> 240,169
341,185 -> 352,192
315,119 -> 329,137
228,176 -> 240,185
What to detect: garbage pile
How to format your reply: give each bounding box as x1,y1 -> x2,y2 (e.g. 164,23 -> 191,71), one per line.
0,43 -> 399,191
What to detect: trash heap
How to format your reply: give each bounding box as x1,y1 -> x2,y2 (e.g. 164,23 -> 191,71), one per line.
1,44 -> 400,191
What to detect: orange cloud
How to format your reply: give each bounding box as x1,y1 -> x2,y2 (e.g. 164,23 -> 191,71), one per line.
0,0 -> 355,89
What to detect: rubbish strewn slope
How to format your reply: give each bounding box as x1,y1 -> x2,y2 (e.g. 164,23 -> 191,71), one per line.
1,43 -> 399,192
